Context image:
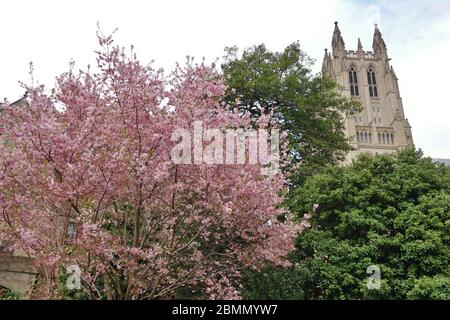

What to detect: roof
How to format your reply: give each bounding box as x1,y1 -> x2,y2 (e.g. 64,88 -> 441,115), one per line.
0,94 -> 30,111
433,158 -> 450,166
10,96 -> 30,108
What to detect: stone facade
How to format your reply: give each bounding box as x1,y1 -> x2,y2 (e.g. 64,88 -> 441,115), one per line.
0,254 -> 37,296
0,94 -> 37,297
322,22 -> 414,162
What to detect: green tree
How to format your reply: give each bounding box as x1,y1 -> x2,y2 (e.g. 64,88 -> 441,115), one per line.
221,42 -> 361,184
242,148 -> 450,299
407,276 -> 450,300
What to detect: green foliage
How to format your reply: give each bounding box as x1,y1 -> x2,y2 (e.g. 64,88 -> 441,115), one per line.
221,42 -> 361,184
241,266 -> 311,300
243,148 -> 450,299
407,276 -> 450,300
0,286 -> 21,300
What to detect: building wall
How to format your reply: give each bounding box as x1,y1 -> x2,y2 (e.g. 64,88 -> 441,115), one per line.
0,255 -> 37,296
0,95 -> 37,297
322,23 -> 414,163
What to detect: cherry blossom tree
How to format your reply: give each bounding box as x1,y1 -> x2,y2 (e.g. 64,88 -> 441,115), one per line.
0,32 -> 298,299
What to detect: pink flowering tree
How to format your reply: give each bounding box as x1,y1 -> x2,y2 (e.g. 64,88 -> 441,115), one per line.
0,32 -> 299,299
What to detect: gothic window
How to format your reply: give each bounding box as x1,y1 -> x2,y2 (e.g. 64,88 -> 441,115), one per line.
368,68 -> 378,97
379,117 -> 381,123
369,133 -> 372,143
364,132 -> 368,143
391,133 -> 394,144
373,117 -> 377,123
382,133 -> 386,144
67,222 -> 77,242
356,132 -> 365,143
378,133 -> 381,143
349,67 -> 359,96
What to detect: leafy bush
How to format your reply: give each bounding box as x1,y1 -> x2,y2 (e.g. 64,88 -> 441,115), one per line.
407,276 -> 450,300
243,148 -> 450,299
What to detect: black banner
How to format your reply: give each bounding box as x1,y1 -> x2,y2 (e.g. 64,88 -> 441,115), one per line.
0,300 -> 444,319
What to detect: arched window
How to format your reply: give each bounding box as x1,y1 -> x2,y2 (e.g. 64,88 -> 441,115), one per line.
369,133 -> 372,143
67,222 -> 77,242
367,68 -> 378,97
378,133 -> 381,143
382,133 -> 386,144
390,133 -> 394,144
349,67 -> 359,96
364,132 -> 368,143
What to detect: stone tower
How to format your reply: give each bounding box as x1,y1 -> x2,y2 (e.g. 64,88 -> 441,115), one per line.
322,22 -> 413,162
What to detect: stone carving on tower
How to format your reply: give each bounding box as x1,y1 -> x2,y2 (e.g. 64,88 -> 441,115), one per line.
322,22 -> 414,162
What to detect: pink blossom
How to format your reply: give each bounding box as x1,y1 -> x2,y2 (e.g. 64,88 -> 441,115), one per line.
0,32 -> 296,300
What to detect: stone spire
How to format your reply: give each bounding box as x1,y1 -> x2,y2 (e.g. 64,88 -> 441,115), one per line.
390,66 -> 397,80
356,37 -> 364,58
331,21 -> 345,57
372,23 -> 387,57
357,38 -> 363,51
323,48 -> 329,63
322,48 -> 333,76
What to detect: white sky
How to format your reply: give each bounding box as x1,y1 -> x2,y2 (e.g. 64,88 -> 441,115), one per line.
1,0 -> 449,158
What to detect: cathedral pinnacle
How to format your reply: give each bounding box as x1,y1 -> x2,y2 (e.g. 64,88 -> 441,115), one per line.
357,38 -> 363,51
373,23 -> 387,55
331,21 -> 345,56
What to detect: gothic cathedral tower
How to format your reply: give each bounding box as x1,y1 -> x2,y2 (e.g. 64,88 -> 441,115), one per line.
322,22 -> 414,162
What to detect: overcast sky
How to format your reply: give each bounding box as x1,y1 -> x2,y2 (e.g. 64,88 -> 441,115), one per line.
1,0 -> 449,158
